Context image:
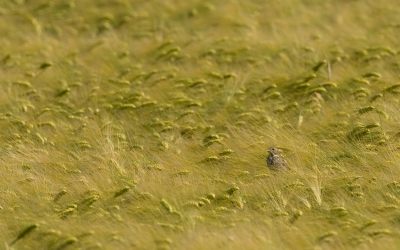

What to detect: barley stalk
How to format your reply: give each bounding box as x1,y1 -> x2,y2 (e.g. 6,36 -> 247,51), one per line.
10,224 -> 37,246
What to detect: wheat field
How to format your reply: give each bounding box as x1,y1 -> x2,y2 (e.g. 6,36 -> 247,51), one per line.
2,0 -> 400,249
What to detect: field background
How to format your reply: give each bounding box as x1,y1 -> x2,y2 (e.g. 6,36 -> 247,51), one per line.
2,0 -> 400,249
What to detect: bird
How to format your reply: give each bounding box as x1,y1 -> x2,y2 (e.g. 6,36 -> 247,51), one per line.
267,147 -> 289,171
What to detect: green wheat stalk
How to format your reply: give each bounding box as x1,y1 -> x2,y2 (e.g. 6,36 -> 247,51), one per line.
114,187 -> 130,198
10,224 -> 38,246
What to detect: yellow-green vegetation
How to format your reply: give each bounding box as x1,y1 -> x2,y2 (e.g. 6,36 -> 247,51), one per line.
2,0 -> 400,249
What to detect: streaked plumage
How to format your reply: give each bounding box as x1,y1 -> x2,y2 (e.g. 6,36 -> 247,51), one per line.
267,147 -> 289,171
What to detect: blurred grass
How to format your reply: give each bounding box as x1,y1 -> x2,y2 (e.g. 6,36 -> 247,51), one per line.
2,0 -> 400,249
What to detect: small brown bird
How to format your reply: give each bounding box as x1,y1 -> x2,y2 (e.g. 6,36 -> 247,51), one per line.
267,147 -> 289,171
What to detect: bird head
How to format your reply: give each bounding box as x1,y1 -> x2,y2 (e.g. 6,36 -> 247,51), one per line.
268,147 -> 280,155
